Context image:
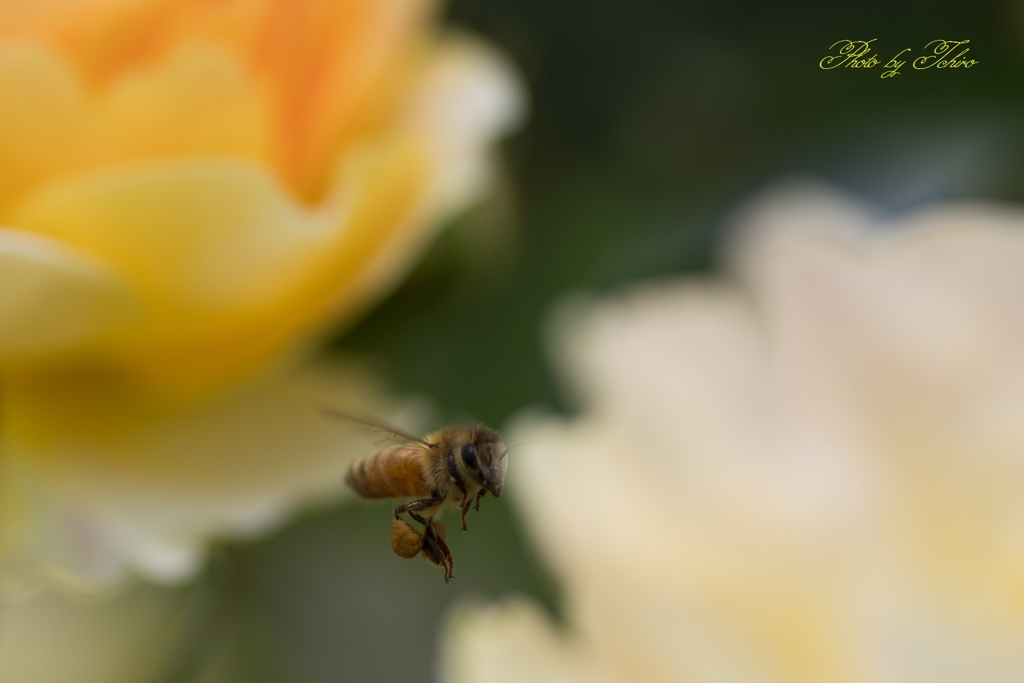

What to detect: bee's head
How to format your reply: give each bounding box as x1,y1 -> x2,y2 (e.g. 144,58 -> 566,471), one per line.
459,427 -> 508,497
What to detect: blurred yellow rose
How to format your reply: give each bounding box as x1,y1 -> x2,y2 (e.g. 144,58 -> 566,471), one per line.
0,0 -> 522,590
444,185 -> 1024,683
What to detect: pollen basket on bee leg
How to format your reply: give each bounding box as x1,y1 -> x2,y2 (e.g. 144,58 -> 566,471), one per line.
391,518 -> 423,559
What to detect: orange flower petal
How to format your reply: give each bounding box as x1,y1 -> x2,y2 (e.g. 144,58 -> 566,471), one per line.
0,0 -> 267,85
251,0 -> 433,201
98,45 -> 271,165
0,44 -> 90,220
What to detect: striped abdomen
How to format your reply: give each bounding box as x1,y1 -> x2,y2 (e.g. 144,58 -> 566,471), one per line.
346,446 -> 432,499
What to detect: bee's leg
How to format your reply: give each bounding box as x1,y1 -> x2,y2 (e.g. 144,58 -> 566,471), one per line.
393,496 -> 443,521
430,522 -> 455,582
459,497 -> 472,531
422,521 -> 455,582
473,490 -> 485,512
404,515 -> 453,582
420,536 -> 447,578
393,497 -> 452,581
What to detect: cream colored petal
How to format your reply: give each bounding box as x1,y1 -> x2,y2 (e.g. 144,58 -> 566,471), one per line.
546,286 -> 871,560
856,582 -> 1024,683
727,186 -> 1024,403
0,230 -> 140,363
0,583 -> 194,683
441,599 -> 614,683
98,45 -> 271,165
1,360 -> 413,589
726,187 -> 1024,613
0,43 -> 90,220
452,188 -> 1024,683
502,377 -> 857,680
509,291 -> 869,683
403,32 -> 526,220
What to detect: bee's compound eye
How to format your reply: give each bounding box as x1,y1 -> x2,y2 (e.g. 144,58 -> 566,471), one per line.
461,443 -> 480,472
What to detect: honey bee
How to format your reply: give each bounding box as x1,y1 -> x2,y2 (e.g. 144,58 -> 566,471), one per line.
325,412 -> 508,583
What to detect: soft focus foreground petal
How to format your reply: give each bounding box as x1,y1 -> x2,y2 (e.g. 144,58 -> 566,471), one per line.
728,188 -> 1024,623
449,186 -> 1024,683
0,230 -> 141,363
402,33 -> 526,221
0,583 -> 194,683
729,185 -> 1024,400
0,43 -> 89,221
0,361 -> 398,590
98,45 -> 271,165
442,599 -> 615,683
511,291 -> 868,683
547,285 -> 871,567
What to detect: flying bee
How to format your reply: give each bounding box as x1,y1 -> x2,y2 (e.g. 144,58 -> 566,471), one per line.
324,411 -> 508,583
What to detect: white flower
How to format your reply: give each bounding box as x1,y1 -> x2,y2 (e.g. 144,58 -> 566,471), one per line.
443,184 -> 1024,683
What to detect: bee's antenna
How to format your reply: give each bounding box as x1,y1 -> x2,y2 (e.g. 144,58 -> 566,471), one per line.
504,438 -> 550,453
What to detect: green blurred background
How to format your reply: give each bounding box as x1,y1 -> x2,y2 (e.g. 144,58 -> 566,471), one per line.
172,1 -> 1024,681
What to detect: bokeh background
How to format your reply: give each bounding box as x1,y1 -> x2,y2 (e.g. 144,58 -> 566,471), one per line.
6,1 -> 1024,681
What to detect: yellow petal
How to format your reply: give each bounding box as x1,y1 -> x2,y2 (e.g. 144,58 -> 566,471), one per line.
1,360 -> 409,588
13,161 -> 321,310
0,43 -> 89,220
13,137 -> 429,395
0,230 -> 140,364
98,45 -> 271,165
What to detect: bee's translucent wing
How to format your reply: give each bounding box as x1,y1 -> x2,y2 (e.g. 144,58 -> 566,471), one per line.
319,409 -> 432,449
